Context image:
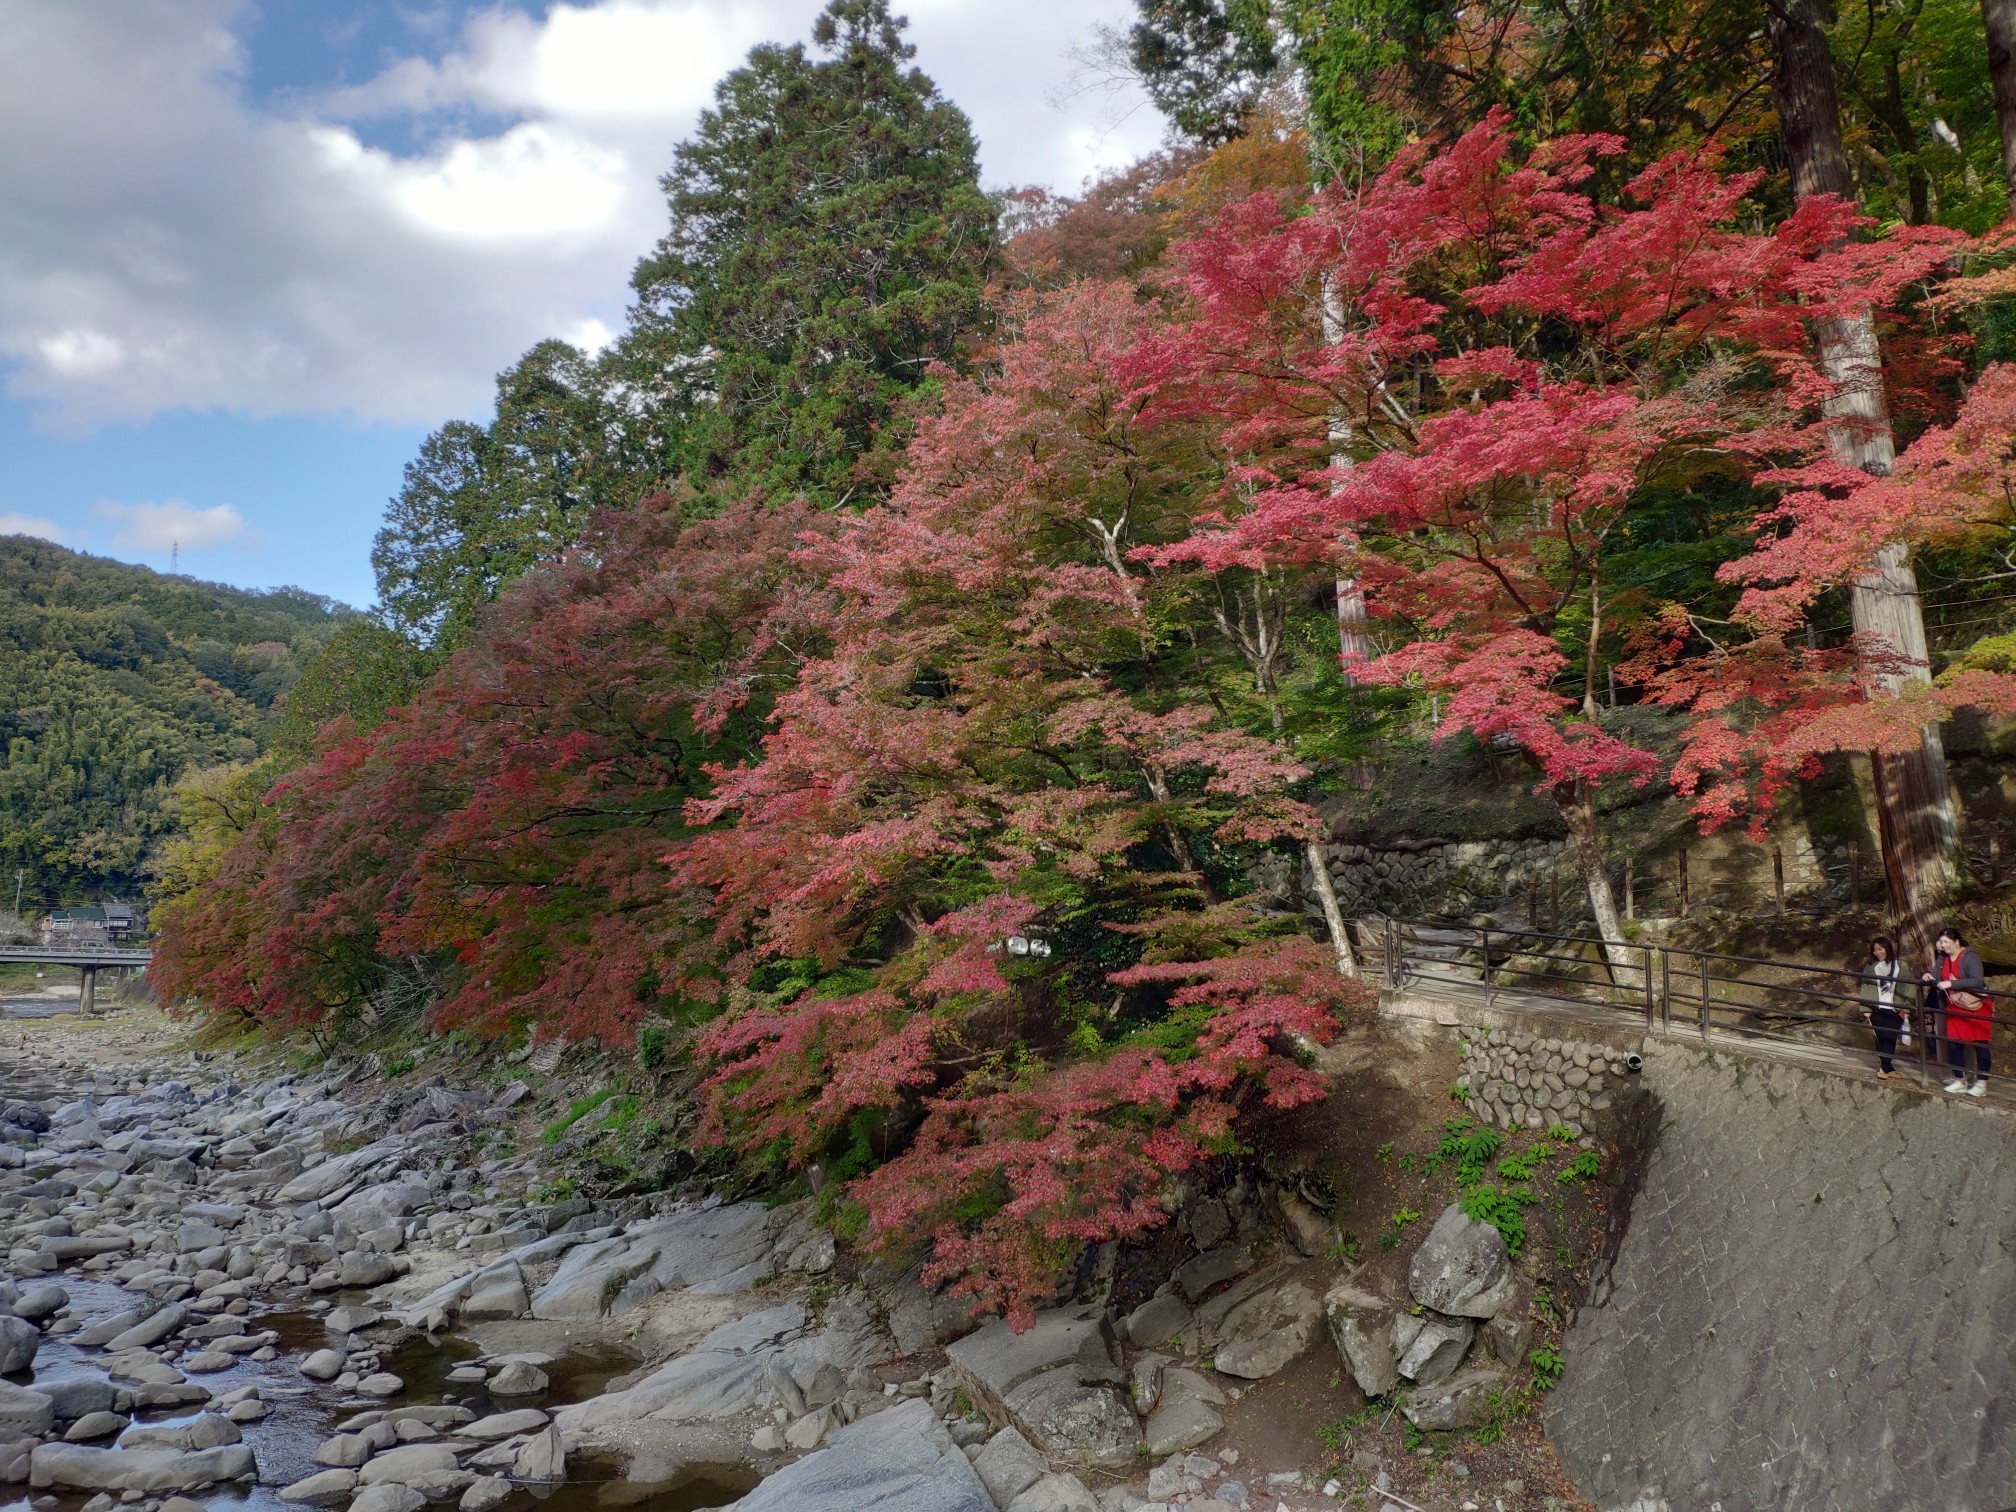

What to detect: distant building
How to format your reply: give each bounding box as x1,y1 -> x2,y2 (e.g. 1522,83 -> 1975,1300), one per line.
37,902 -> 149,946
41,907 -> 110,946
102,902 -> 146,940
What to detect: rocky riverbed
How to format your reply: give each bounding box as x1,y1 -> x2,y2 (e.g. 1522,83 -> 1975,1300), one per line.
0,1010 -> 1588,1512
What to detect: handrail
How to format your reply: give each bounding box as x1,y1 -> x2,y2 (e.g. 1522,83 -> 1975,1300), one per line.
1378,917 -> 2008,1091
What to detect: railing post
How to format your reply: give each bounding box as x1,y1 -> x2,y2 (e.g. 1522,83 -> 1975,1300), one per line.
1480,929 -> 1492,992
1772,845 -> 1785,916
1660,948 -> 1670,1032
1644,945 -> 1656,1029
1699,954 -> 1710,1038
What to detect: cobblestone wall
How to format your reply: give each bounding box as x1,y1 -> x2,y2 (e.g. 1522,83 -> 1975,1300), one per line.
1455,1029 -> 1632,1139
1546,1043 -> 2016,1512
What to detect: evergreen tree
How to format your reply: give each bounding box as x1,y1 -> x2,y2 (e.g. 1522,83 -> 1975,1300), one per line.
625,0 -> 998,503
372,339 -> 625,647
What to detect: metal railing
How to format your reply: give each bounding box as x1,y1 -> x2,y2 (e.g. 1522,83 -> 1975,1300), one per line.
0,946 -> 152,965
1377,918 -> 2009,1089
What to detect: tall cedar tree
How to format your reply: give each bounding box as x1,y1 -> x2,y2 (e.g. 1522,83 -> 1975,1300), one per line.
373,340 -> 629,650
626,0 -> 998,504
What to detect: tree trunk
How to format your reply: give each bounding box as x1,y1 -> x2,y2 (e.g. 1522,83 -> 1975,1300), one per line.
1984,0 -> 2016,201
1770,0 -> 1964,950
1335,577 -> 1368,681
1553,779 -> 1639,989
1304,838 -> 1359,976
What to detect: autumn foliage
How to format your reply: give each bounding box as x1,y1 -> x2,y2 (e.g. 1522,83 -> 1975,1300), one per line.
155,113 -> 2016,1321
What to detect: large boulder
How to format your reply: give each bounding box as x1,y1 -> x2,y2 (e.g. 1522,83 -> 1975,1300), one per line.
274,1137 -> 406,1204
530,1204 -> 776,1320
10,1284 -> 68,1324
723,1398 -> 993,1512
971,1426 -> 1046,1508
1323,1282 -> 1398,1398
0,1383 -> 55,1437
1210,1281 -> 1321,1379
458,1263 -> 529,1323
1401,1365 -> 1510,1430
946,1305 -> 1141,1467
557,1296 -> 888,1439
355,1443 -> 472,1499
1394,1311 -> 1474,1386
0,1316 -> 38,1373
947,1308 -> 1122,1402
28,1443 -> 257,1493
1407,1205 -> 1514,1319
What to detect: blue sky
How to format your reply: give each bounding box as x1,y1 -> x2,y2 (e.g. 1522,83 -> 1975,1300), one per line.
1,0 -> 1162,609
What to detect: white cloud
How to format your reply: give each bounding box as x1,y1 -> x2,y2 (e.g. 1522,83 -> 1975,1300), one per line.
0,513 -> 67,544
0,0 -> 1165,432
94,500 -> 249,553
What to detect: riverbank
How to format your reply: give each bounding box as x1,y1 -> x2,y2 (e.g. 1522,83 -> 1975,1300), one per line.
1,1006 -> 1595,1512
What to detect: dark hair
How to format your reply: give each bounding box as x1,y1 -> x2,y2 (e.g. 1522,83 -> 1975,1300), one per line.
1936,927 -> 1967,948
1868,936 -> 1896,962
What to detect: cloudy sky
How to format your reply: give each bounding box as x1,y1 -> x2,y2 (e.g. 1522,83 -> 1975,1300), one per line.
0,0 -> 1163,604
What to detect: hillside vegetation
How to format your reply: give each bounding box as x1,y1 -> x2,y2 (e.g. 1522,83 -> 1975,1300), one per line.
148,0 -> 2016,1322
0,535 -> 349,906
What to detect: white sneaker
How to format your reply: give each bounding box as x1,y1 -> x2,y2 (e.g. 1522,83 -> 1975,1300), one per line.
1944,1078 -> 1969,1093
1968,1081 -> 1988,1098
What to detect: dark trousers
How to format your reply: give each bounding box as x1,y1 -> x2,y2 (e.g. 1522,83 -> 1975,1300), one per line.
1871,1007 -> 1903,1072
1946,1040 -> 1992,1079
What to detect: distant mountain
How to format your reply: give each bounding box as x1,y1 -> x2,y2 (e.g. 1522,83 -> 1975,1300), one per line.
0,535 -> 353,909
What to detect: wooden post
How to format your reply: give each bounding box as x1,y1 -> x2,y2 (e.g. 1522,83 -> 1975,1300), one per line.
1773,845 -> 1785,915
1679,850 -> 1691,919
1624,856 -> 1636,921
1850,841 -> 1862,909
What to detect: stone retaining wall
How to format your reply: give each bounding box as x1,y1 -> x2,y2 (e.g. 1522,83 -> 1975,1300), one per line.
1308,838 -> 1579,921
1455,1029 -> 1631,1140
1547,1041 -> 2016,1512
1384,985 -> 2016,1511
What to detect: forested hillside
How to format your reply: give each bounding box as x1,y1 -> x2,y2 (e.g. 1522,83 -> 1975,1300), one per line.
150,0 -> 2016,1319
0,535 -> 349,907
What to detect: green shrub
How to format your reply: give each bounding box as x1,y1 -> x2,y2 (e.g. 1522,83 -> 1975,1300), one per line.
1457,1183 -> 1527,1254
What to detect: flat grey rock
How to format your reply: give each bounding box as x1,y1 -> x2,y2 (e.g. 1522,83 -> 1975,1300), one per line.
350,1486 -> 429,1512
1210,1282 -> 1321,1379
279,1468 -> 359,1505
1401,1366 -> 1509,1430
1144,1395 -> 1224,1455
724,1398 -> 994,1512
529,1204 -> 775,1320
1123,1294 -> 1192,1351
947,1307 -> 1121,1402
972,1426 -> 1046,1507
28,1443 -> 257,1493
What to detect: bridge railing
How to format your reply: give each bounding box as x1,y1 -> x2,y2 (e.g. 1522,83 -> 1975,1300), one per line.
1376,918 -> 2010,1087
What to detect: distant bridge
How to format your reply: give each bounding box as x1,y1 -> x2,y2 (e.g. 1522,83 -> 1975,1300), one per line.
0,946 -> 151,1014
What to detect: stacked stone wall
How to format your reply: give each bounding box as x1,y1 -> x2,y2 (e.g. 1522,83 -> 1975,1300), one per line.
1455,1029 -> 1631,1140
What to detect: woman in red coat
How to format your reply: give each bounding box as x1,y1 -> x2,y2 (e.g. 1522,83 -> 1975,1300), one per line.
1923,928 -> 1993,1097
